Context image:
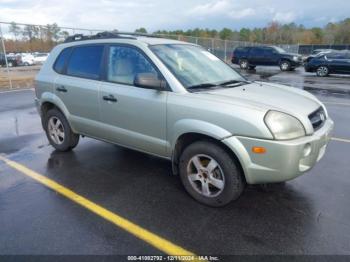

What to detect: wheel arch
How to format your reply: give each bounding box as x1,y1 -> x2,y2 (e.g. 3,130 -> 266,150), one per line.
40,93 -> 70,117
279,58 -> 292,64
39,93 -> 71,130
171,132 -> 246,183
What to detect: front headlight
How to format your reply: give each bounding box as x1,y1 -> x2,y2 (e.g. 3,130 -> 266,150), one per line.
264,111 -> 306,140
293,56 -> 299,61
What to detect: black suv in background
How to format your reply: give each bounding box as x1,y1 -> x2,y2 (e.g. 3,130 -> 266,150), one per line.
0,53 -> 19,67
304,51 -> 350,77
231,46 -> 302,71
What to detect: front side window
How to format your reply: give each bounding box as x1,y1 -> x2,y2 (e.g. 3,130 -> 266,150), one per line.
66,45 -> 104,80
262,47 -> 274,55
328,52 -> 350,59
107,46 -> 159,86
150,44 -> 245,89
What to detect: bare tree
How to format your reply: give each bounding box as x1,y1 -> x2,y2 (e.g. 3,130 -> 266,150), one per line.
9,22 -> 21,41
22,25 -> 36,42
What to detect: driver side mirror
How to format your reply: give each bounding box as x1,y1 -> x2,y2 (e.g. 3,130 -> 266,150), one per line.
134,73 -> 166,91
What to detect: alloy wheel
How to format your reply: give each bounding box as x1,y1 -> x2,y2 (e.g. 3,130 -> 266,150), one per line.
281,62 -> 289,71
48,116 -> 65,145
186,154 -> 225,197
317,66 -> 328,77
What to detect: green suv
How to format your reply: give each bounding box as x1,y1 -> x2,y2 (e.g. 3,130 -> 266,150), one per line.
35,32 -> 334,207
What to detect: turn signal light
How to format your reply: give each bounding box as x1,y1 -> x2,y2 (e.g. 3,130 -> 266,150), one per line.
252,146 -> 266,154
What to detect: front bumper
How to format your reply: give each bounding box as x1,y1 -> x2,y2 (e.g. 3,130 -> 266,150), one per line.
291,60 -> 302,67
222,118 -> 334,184
304,63 -> 316,72
34,98 -> 41,115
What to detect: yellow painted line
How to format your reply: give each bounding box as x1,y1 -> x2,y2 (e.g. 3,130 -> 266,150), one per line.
0,155 -> 200,261
331,137 -> 350,143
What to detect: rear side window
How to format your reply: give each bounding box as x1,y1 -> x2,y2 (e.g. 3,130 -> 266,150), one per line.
234,47 -> 248,54
53,47 -> 72,74
250,47 -> 263,55
66,45 -> 104,80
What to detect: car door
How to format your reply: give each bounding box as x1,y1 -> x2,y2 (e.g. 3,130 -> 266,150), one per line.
248,47 -> 265,65
54,44 -> 104,137
98,45 -> 168,156
325,52 -> 349,74
345,53 -> 350,74
262,47 -> 279,65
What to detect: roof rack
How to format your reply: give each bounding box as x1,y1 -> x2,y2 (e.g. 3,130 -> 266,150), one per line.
64,31 -> 160,43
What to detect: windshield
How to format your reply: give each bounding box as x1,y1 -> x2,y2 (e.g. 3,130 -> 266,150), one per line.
274,47 -> 286,53
150,44 -> 246,89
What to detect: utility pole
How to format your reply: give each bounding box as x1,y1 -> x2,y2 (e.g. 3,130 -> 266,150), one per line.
0,23 -> 13,89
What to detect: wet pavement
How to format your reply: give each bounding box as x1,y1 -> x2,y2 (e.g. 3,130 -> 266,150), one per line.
1,67 -> 350,258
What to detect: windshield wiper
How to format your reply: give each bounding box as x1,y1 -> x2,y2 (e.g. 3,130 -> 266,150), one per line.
187,83 -> 218,89
218,79 -> 251,86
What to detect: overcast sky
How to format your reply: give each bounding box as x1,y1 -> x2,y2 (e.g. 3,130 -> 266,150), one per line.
0,0 -> 349,32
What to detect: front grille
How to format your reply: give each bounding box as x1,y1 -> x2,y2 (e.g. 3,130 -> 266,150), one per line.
308,107 -> 326,131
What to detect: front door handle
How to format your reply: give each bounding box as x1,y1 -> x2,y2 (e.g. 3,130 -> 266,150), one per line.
56,86 -> 67,92
103,95 -> 117,102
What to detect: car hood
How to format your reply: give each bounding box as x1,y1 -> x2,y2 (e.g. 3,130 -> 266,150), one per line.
283,52 -> 300,57
193,81 -> 322,132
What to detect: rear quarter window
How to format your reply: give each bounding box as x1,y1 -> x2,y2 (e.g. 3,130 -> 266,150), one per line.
53,47 -> 72,74
66,45 -> 104,80
234,47 -> 248,53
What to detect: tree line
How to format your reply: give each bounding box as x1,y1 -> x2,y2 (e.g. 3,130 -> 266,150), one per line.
2,18 -> 350,53
2,22 -> 73,53
154,18 -> 350,45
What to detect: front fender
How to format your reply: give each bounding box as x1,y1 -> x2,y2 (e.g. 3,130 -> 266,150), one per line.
171,119 -> 232,148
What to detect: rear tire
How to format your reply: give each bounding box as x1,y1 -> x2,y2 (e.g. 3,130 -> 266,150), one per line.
239,59 -> 249,70
179,141 -> 244,207
44,108 -> 79,152
279,60 -> 291,71
316,66 -> 329,77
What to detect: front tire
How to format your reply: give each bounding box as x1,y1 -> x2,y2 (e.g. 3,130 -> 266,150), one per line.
316,66 -> 329,77
44,108 -> 79,151
279,60 -> 291,71
179,141 -> 244,207
239,59 -> 249,70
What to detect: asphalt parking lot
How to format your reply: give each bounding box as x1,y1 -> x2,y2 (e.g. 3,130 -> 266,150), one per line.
1,66 -> 350,260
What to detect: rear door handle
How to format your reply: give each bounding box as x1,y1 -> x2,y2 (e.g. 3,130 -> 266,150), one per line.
56,86 -> 67,92
103,95 -> 117,102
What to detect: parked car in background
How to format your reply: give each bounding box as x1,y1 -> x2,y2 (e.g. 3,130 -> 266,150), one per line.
35,32 -> 333,207
33,53 -> 49,64
304,51 -> 350,77
19,53 -> 35,66
0,53 -> 20,67
303,49 -> 334,63
232,46 -> 303,71
311,49 -> 334,56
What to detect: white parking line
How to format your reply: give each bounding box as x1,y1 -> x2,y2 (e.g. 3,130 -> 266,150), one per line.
322,101 -> 350,107
0,88 -> 34,94
331,137 -> 350,143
